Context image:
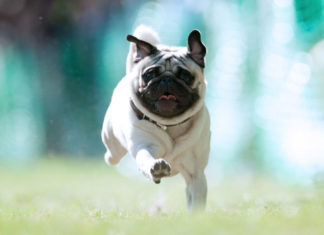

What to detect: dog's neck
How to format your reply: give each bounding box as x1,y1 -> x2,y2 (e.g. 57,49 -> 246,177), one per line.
130,100 -> 190,131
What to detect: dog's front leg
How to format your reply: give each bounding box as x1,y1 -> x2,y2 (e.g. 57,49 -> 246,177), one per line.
136,149 -> 171,184
183,171 -> 207,211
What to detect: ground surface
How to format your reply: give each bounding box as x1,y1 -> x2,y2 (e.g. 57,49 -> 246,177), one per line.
0,158 -> 323,235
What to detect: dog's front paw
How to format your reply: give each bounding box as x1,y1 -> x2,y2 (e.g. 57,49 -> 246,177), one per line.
150,159 -> 171,184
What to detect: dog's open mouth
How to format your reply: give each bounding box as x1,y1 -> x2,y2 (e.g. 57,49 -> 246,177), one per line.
159,93 -> 177,101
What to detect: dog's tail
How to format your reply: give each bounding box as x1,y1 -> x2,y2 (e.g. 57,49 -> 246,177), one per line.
126,25 -> 160,74
133,25 -> 160,45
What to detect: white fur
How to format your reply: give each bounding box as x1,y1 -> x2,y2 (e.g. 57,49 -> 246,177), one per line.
102,26 -> 210,211
133,25 -> 160,45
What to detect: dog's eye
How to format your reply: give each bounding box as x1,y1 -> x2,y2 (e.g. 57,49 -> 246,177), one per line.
143,68 -> 158,83
178,69 -> 194,85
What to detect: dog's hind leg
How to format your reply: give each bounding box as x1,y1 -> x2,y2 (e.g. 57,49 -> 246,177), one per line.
104,148 -> 126,165
181,167 -> 207,211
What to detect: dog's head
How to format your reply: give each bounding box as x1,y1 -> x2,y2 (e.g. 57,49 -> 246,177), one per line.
127,29 -> 207,124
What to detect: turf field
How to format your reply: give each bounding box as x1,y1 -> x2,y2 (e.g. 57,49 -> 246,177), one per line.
0,158 -> 323,235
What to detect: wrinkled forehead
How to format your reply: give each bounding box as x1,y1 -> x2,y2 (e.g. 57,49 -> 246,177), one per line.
147,49 -> 194,72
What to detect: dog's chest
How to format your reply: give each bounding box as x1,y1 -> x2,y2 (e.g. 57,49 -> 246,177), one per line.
165,120 -> 192,140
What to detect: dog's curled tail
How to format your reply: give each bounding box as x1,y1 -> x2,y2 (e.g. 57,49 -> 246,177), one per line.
126,25 -> 160,74
133,24 -> 160,46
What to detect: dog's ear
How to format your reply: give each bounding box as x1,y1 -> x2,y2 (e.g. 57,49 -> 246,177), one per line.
187,30 -> 206,68
127,35 -> 158,62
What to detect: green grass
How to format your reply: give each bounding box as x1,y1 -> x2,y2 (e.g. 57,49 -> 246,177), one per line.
0,158 -> 323,235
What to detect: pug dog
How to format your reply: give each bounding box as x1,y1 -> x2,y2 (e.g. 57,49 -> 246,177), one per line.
101,25 -> 210,211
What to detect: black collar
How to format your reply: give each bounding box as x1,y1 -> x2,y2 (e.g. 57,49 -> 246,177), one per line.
130,100 -> 189,130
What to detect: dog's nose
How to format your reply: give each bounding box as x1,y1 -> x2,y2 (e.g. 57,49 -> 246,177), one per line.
160,77 -> 172,89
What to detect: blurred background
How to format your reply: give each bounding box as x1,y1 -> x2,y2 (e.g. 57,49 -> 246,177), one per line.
0,0 -> 324,183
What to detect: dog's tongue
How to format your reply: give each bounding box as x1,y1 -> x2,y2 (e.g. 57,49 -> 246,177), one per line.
159,94 -> 176,101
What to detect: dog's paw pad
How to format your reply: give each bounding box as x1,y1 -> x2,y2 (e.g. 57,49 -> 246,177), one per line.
150,159 -> 171,183
153,178 -> 161,184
